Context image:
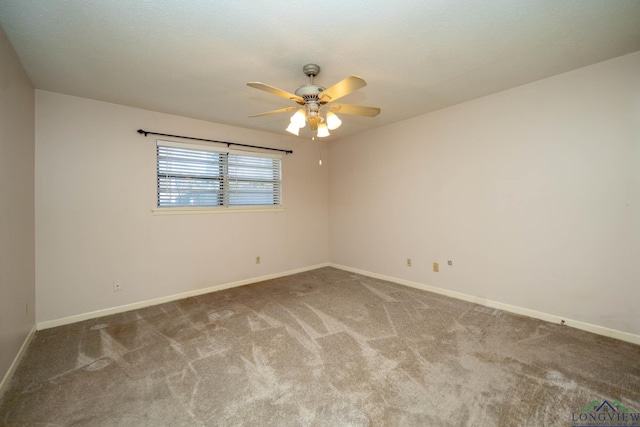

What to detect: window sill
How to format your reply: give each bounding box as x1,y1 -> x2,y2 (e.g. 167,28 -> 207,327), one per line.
152,206 -> 285,215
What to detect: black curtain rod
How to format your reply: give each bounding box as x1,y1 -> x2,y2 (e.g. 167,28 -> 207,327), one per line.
137,129 -> 293,154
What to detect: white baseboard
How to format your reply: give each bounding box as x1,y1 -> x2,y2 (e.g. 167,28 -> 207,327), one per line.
35,262 -> 640,346
330,263 -> 640,346
0,324 -> 37,398
37,263 -> 331,330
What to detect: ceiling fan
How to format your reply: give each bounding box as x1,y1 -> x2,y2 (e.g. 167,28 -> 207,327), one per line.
247,64 -> 380,138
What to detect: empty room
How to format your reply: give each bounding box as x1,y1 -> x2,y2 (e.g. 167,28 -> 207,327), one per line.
1,1 -> 639,425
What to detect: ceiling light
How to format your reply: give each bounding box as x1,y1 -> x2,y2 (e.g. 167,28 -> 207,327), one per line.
317,122 -> 330,138
326,112 -> 342,130
285,122 -> 300,136
290,109 -> 306,128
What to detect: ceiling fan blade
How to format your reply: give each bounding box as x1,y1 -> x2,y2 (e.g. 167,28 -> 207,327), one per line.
328,104 -> 381,117
249,106 -> 297,118
319,76 -> 366,103
247,82 -> 304,104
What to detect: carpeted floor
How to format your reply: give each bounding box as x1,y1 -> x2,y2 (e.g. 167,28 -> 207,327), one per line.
1,267 -> 639,426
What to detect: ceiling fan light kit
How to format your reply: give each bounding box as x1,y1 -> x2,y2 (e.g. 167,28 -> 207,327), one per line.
285,122 -> 300,136
317,122 -> 330,138
248,64 -> 380,139
290,109 -> 307,129
326,112 -> 342,130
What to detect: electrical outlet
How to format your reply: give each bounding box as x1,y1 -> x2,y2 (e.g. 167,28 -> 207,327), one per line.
113,280 -> 122,292
256,256 -> 261,264
406,258 -> 412,267
433,262 -> 439,272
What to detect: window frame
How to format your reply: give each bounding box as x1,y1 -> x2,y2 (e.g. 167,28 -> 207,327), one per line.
153,140 -> 284,215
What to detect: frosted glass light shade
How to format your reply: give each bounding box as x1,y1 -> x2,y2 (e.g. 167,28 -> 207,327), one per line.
326,112 -> 342,130
290,109 -> 306,128
317,123 -> 330,138
285,122 -> 300,136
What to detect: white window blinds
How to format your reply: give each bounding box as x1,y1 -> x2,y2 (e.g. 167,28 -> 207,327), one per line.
157,140 -> 282,208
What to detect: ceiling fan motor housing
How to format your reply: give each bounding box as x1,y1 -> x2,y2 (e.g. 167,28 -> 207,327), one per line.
295,84 -> 325,98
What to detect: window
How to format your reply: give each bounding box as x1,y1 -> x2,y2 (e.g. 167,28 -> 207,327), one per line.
156,140 -> 282,209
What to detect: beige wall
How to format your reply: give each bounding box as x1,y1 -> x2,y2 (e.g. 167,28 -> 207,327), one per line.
0,27 -> 35,383
328,52 -> 640,336
15,38 -> 640,343
35,91 -> 329,322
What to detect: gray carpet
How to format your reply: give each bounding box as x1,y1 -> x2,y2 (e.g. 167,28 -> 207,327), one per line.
1,267 -> 639,426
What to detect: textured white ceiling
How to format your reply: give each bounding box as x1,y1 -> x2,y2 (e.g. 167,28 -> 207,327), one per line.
1,0 -> 639,140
